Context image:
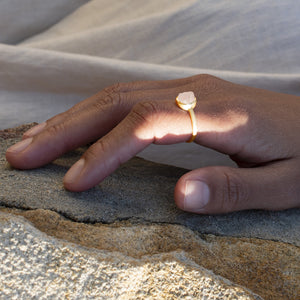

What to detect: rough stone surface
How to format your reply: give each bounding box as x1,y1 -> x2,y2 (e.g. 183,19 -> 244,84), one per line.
0,212 -> 262,300
1,207 -> 299,299
0,124 -> 299,299
1,124 -> 300,246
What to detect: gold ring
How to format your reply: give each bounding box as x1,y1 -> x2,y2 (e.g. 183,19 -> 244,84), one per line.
175,91 -> 197,143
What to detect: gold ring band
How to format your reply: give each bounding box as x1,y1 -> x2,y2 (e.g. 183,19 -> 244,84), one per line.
175,91 -> 197,143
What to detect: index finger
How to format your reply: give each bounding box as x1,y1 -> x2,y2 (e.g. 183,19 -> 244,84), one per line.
63,99 -> 194,191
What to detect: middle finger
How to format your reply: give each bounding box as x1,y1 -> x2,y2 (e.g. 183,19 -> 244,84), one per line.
7,87 -> 185,169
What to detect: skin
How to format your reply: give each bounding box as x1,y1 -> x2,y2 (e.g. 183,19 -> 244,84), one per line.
5,74 -> 300,214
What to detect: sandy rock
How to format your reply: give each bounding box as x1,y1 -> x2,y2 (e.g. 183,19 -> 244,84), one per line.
0,207 -> 298,299
0,211 -> 262,300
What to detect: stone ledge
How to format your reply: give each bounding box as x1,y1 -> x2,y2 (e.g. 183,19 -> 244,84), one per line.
1,124 -> 300,246
1,124 -> 299,299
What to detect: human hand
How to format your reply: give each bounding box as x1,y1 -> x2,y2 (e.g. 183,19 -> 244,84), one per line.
6,75 -> 300,214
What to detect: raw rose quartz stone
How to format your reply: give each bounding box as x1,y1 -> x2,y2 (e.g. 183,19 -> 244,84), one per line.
177,91 -> 195,104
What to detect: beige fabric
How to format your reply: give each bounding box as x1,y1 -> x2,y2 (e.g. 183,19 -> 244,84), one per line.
1,0 -> 299,168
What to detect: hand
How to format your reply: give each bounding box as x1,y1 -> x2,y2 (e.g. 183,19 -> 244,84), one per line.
6,75 -> 300,214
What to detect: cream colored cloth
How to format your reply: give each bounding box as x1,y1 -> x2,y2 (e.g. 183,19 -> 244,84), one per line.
1,0 -> 299,168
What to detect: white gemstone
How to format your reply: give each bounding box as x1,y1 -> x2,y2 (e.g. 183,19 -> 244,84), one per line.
177,91 -> 195,104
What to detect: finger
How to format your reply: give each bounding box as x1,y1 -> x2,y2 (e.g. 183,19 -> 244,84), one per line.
22,75 -> 205,139
22,87 -> 131,140
6,88 -> 187,169
63,99 -> 197,191
174,159 -> 300,214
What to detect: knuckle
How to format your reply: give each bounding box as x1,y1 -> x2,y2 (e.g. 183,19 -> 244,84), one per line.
130,101 -> 158,125
95,83 -> 123,108
194,73 -> 217,81
44,123 -> 69,152
46,123 -> 65,138
221,170 -> 249,212
84,140 -> 120,172
83,141 -> 104,162
190,74 -> 223,96
103,82 -> 122,95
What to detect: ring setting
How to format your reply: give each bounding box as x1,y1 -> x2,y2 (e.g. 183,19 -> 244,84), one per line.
176,91 -> 197,143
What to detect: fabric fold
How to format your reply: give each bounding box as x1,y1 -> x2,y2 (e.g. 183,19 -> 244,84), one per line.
1,0 -> 299,168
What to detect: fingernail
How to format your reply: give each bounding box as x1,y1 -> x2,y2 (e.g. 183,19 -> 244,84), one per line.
184,180 -> 210,212
24,122 -> 46,137
7,137 -> 33,153
64,159 -> 85,184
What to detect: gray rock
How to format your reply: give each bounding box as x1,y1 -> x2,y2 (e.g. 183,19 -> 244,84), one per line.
1,124 -> 300,246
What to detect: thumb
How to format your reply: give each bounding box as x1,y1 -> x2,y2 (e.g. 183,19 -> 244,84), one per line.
174,160 -> 299,214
